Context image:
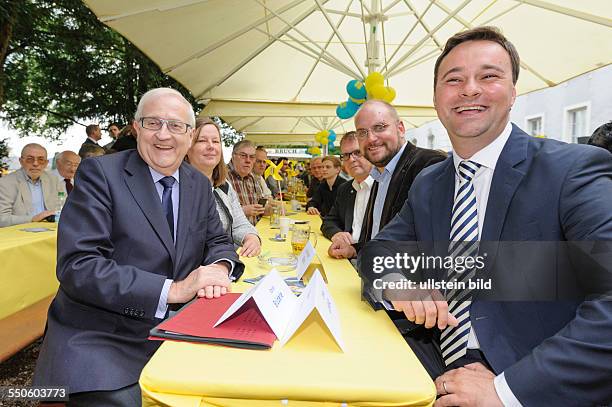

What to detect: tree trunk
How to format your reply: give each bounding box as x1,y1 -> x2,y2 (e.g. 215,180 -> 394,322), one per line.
0,0 -> 19,111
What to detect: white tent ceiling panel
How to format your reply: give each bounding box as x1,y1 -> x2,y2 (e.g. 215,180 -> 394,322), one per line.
85,0 -> 612,145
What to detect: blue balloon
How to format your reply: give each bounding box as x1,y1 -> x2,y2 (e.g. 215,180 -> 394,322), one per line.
346,79 -> 367,99
346,98 -> 360,111
328,141 -> 335,150
336,103 -> 353,119
328,130 -> 337,142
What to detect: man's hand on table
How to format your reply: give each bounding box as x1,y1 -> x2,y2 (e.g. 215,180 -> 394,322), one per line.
434,363 -> 503,407
331,232 -> 353,246
32,210 -> 56,222
328,240 -> 357,259
168,263 -> 232,303
307,207 -> 320,215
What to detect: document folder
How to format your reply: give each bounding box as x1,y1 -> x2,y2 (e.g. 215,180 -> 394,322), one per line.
149,293 -> 276,350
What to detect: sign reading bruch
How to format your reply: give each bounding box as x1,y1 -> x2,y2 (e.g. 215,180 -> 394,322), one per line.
267,148 -> 308,155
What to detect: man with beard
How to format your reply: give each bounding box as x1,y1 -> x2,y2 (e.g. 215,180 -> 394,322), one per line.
328,100 -> 446,259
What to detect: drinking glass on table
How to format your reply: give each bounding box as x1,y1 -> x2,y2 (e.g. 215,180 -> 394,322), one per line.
291,221 -> 317,255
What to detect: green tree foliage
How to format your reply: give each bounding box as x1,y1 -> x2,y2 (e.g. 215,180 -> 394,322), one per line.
0,138 -> 9,172
0,0 -> 203,140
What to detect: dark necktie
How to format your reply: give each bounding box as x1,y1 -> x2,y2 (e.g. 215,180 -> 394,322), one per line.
159,176 -> 175,240
64,178 -> 73,194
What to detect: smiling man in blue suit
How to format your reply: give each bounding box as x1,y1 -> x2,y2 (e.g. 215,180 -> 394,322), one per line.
360,27 -> 612,406
34,88 -> 244,406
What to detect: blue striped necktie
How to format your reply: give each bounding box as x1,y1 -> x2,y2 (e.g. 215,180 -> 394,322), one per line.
441,160 -> 481,366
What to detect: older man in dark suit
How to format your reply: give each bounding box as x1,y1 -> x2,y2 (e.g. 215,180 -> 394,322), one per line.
34,88 -> 243,405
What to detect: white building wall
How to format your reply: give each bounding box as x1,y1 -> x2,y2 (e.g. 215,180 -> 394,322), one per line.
406,64 -> 612,150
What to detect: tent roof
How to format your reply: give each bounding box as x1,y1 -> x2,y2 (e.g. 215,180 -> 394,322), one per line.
85,0 -> 612,145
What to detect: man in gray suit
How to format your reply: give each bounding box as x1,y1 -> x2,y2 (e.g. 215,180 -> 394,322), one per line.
0,143 -> 64,227
33,88 -> 244,406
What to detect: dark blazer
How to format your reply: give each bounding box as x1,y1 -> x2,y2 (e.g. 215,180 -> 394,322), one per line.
306,176 -> 346,217
33,150 -> 244,394
320,180 -> 356,240
82,137 -> 99,146
356,142 -> 446,250
361,125 -> 612,406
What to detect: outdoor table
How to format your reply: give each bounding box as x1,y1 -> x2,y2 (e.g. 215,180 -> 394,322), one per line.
0,222 -> 58,361
140,210 -> 435,406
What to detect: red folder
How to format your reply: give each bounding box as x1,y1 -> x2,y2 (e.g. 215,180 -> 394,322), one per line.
149,293 -> 276,350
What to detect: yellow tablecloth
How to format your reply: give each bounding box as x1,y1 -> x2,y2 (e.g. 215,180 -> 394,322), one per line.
141,212 -> 435,407
0,222 -> 58,320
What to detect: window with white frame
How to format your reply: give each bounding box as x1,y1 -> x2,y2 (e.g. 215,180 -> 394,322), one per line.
527,116 -> 542,136
566,106 -> 588,143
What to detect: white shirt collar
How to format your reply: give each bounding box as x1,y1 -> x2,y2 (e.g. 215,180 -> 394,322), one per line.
353,175 -> 374,191
452,121 -> 513,173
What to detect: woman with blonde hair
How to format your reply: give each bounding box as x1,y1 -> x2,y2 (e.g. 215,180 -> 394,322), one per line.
187,117 -> 261,257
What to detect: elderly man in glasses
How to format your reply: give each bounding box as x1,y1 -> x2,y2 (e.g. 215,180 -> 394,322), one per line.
0,143 -> 65,227
33,88 -> 243,405
328,100 -> 446,259
227,139 -> 267,225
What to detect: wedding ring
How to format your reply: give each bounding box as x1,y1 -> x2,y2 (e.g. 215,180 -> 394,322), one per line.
442,381 -> 449,394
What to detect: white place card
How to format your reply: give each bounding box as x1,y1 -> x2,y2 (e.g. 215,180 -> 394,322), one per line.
295,241 -> 316,280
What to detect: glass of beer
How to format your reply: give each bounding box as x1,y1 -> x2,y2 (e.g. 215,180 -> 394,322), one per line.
291,221 -> 317,254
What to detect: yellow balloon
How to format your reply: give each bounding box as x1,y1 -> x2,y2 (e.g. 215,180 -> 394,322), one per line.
384,87 -> 396,103
369,84 -> 387,100
365,72 -> 384,91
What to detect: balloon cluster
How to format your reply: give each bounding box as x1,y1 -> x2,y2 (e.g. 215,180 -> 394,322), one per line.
335,72 -> 396,120
307,146 -> 322,156
313,129 -> 337,151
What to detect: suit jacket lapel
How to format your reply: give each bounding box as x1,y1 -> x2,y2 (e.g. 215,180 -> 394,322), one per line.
175,164 -> 196,271
16,170 -> 33,213
124,151 -> 175,264
431,157 -> 455,256
481,126 -> 529,242
346,186 -> 356,232
41,173 -> 55,210
479,126 -> 529,283
381,143 -> 415,226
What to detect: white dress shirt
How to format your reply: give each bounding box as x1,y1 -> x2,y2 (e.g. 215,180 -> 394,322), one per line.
351,176 -> 374,243
451,121 -> 522,407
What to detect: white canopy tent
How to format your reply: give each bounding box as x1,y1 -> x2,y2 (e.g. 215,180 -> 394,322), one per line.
85,0 -> 612,146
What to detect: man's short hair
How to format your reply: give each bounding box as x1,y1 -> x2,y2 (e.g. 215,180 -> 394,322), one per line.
588,121 -> 612,153
339,131 -> 357,147
232,139 -> 256,153
109,122 -> 121,129
134,88 -> 195,127
256,146 -> 267,153
355,99 -> 400,122
322,156 -> 341,168
78,144 -> 106,159
21,143 -> 47,157
85,124 -> 99,136
310,156 -> 322,164
434,26 -> 520,87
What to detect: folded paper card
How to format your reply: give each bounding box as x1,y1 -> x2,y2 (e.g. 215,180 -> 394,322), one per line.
149,293 -> 276,349
215,269 -> 345,351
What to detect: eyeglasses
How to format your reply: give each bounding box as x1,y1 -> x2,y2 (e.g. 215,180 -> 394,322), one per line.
255,159 -> 266,165
22,156 -> 48,164
355,123 -> 392,139
234,152 -> 256,161
340,150 -> 363,161
138,117 -> 192,134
